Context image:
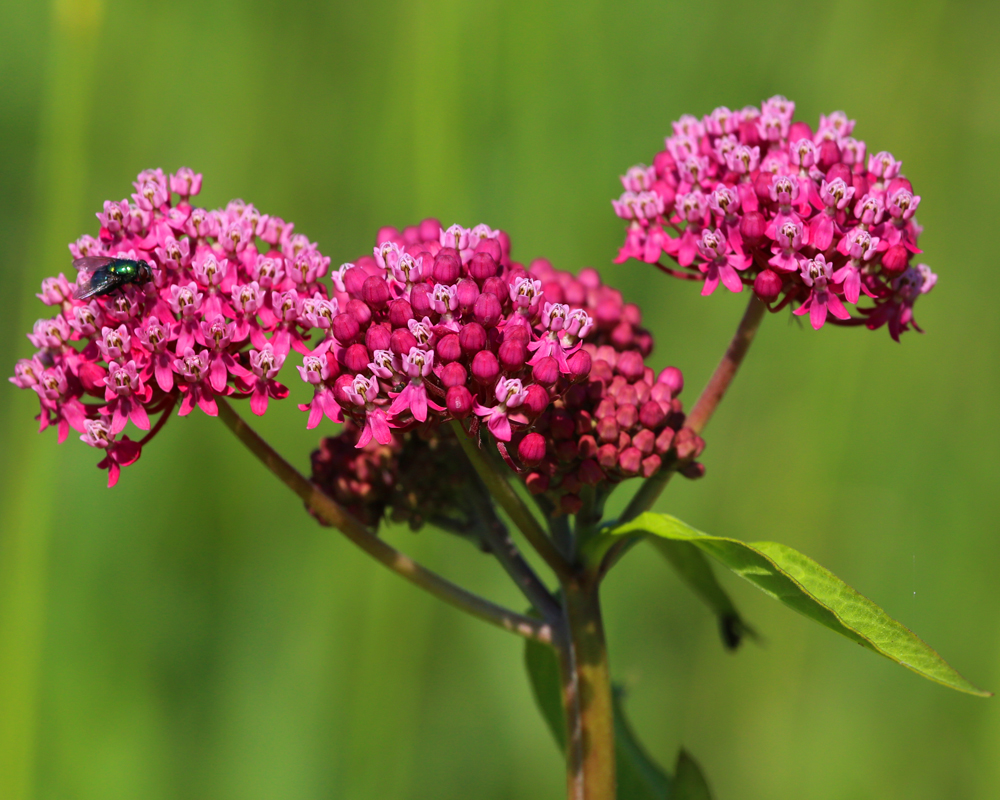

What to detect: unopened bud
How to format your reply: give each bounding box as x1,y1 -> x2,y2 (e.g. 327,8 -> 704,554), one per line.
753,269 -> 783,302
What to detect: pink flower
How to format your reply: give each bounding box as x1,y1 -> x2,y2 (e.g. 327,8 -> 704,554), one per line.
172,348 -> 220,417
245,345 -> 289,416
170,168 -> 203,198
103,360 -> 152,433
388,347 -> 441,423
80,419 -> 142,488
473,377 -> 528,442
696,229 -> 750,296
345,374 -> 393,448
97,200 -> 131,234
793,255 -> 851,330
768,220 -> 808,273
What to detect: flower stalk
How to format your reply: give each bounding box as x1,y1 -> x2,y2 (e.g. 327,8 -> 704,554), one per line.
217,398 -> 553,644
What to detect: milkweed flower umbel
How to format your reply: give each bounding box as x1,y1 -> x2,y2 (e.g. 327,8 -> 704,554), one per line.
10,168 -> 331,485
301,220 -> 705,519
612,96 -> 936,338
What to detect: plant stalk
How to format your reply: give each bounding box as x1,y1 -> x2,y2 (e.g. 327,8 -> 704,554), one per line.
560,578 -> 615,800
451,421 -> 572,580
217,398 -> 553,644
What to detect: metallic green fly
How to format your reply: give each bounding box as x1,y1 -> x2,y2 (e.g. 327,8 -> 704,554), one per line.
72,256 -> 153,300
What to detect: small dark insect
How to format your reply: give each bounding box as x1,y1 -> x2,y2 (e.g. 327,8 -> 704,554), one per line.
72,256 -> 153,300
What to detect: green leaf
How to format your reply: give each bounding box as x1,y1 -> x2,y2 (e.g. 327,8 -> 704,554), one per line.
671,750 -> 713,800
650,537 -> 757,651
608,513 -> 992,698
524,638 -> 672,799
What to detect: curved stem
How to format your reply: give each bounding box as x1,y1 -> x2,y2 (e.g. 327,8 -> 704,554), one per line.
451,421 -> 572,580
684,293 -> 766,435
217,398 -> 553,644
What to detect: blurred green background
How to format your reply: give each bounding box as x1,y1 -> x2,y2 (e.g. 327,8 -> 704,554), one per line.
2,0 -> 999,797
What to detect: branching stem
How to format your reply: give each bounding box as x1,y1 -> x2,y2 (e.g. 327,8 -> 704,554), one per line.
217,399 -> 553,644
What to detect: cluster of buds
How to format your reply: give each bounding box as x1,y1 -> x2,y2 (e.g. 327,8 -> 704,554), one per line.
10,168 -> 331,485
309,423 -> 401,527
303,221 -> 704,517
613,96 -> 937,338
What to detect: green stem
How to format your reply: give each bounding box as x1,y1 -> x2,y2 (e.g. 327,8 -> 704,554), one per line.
560,578 -> 615,800
451,421 -> 572,580
217,399 -> 552,644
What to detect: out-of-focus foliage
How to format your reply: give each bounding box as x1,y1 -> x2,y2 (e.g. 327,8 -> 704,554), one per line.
1,0 -> 998,799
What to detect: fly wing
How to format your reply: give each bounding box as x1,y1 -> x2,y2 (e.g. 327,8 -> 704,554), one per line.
72,257 -> 118,300
72,256 -> 117,271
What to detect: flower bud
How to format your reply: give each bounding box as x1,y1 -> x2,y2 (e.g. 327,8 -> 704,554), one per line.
474,238 -> 502,262
432,252 -> 462,285
365,323 -> 391,353
518,433 -> 547,466
753,269 -> 783,302
616,350 -> 644,381
639,400 -> 665,429
618,446 -> 642,476
343,266 -> 368,296
881,244 -> 909,276
740,211 -> 767,245
344,344 -> 369,373
440,362 -> 467,387
419,218 -> 442,241
346,298 -> 372,326
654,427 -> 676,454
446,386 -> 473,418
473,292 -> 502,327
499,340 -> 527,371
641,454 -> 662,477
523,384 -> 549,417
469,252 -> 498,281
818,140 -> 841,170
577,458 -> 605,486
362,276 -> 390,308
560,494 -> 583,515
567,349 -> 592,381
459,322 -> 487,353
632,428 -> 655,455
471,350 -> 500,384
549,409 -> 575,440
532,356 -> 559,385
332,313 -> 360,342
597,444 -> 618,469
333,374 -> 355,407
482,276 -> 507,299
436,333 -> 461,363
455,278 -> 480,309
825,162 -> 852,184
611,405 -> 637,436
388,299 -> 414,328
788,121 -> 813,142
525,472 -> 549,494
596,416 -> 619,444
680,462 -> 706,479
410,284 -> 432,315
390,327 -> 418,355
656,366 -> 683,396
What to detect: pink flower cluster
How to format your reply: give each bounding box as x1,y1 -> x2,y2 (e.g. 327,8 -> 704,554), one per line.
613,96 -> 937,338
10,168 -> 331,485
306,221 -> 703,515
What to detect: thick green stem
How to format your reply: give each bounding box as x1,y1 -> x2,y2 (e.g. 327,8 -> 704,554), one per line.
560,579 -> 615,800
217,399 -> 552,644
